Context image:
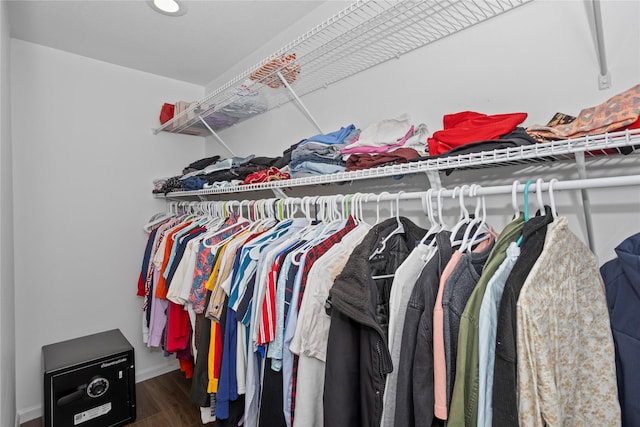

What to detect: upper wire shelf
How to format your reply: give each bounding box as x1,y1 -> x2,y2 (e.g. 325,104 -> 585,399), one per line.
153,0 -> 532,136
153,129 -> 640,198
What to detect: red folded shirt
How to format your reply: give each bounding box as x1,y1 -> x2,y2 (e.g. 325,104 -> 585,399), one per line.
428,111 -> 527,155
241,167 -> 290,185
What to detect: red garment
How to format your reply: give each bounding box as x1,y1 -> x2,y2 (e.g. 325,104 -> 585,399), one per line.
345,147 -> 419,171
428,111 -> 527,155
160,103 -> 175,125
166,301 -> 191,353
241,167 -> 290,184
179,358 -> 193,379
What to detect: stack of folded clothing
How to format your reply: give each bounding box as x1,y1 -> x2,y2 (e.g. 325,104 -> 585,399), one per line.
288,124 -> 358,177
198,156 -> 282,187
153,176 -> 185,194
526,84 -> 640,142
427,111 -> 529,156
240,167 -> 291,185
407,111 -> 539,175
153,154 -> 288,193
159,81 -> 269,131
341,115 -> 427,172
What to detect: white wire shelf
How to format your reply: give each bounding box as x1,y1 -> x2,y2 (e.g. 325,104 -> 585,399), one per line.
153,0 -> 532,136
153,129 -> 640,198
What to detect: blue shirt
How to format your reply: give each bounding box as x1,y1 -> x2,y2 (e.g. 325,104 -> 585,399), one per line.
477,242 -> 520,427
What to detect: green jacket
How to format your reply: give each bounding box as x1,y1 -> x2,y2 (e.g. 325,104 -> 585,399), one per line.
447,214 -> 524,427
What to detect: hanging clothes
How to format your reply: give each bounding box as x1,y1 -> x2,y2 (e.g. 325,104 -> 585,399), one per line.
290,223 -> 371,427
382,241 -> 436,427
394,230 -> 455,427
323,216 -> 427,427
442,238 -> 495,417
448,214 -> 524,426
492,210 -> 553,427
600,232 -> 640,427
137,185 -> 626,427
516,216 -> 621,425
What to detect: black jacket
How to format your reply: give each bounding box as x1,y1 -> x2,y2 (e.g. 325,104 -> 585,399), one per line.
324,217 -> 426,427
395,231 -> 452,427
492,209 -> 553,427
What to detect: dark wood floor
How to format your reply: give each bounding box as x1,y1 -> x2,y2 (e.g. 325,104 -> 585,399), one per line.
21,369 -> 212,427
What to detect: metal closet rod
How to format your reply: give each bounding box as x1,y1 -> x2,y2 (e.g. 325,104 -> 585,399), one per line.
172,174 -> 640,208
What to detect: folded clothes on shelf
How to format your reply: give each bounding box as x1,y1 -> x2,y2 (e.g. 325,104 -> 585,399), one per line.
289,161 -> 346,177
241,167 -> 290,184
345,147 -> 420,171
342,114 -> 414,154
527,84 -> 640,141
201,111 -> 239,129
428,111 -> 528,156
301,124 -> 357,145
183,156 -> 221,173
220,81 -> 268,118
249,53 -> 300,89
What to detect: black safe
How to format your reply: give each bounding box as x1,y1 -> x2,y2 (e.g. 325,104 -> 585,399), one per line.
42,329 -> 136,427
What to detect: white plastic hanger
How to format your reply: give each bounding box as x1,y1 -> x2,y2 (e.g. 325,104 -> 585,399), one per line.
369,191 -> 405,261
511,180 -> 521,219
461,185 -> 493,253
450,184 -> 472,246
143,208 -> 176,233
548,178 -> 559,219
419,189 -> 441,245
535,178 -> 547,216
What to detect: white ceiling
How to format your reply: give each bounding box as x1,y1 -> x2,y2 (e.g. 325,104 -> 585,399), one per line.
6,0 -> 326,86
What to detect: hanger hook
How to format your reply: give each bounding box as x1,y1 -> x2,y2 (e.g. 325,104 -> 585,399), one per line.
459,184 -> 470,220
376,191 -> 390,224
535,178 -> 546,216
511,180 -> 521,218
395,191 -> 404,223
548,178 -> 559,219
523,180 -> 534,221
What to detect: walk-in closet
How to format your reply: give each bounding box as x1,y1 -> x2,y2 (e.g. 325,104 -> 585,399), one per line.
2,1 -> 640,426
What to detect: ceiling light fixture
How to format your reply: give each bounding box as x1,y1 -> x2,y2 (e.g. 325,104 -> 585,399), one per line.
148,0 -> 187,16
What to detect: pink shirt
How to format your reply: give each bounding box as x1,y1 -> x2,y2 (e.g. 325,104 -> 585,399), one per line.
433,251 -> 462,419
433,237 -> 494,419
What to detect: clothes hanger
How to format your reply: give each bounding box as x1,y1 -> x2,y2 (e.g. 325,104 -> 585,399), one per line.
450,184 -> 473,246
434,187 -> 448,231
516,180 -> 534,246
419,189 -> 441,245
461,184 -> 494,253
143,209 -> 176,233
374,191 -> 391,225
511,180 -> 521,220
535,178 -> 547,216
369,191 -> 405,261
548,178 -> 559,219
457,184 -> 482,250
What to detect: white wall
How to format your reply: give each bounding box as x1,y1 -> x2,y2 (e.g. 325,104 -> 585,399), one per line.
11,39 -> 205,422
0,1 -> 17,426
204,0 -> 640,262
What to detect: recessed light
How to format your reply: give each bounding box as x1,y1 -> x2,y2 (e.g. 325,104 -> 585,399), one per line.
148,0 -> 187,16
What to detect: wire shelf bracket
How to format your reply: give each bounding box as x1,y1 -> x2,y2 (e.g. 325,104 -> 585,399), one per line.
199,117 -> 237,157
277,71 -> 324,134
588,0 -> 611,90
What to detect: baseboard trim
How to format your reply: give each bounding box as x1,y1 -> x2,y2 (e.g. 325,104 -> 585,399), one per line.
135,360 -> 179,383
17,361 -> 179,425
17,403 -> 40,425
